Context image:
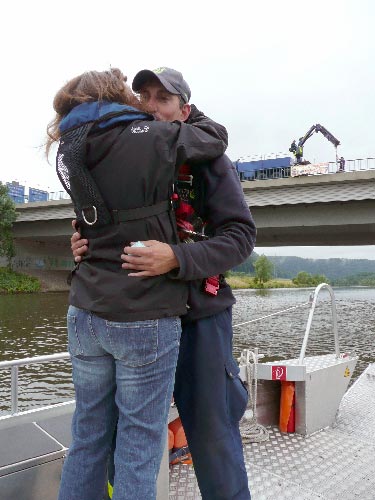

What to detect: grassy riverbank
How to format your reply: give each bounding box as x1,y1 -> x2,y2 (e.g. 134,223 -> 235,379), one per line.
0,268 -> 41,293
0,268 -> 310,293
226,273 -> 296,289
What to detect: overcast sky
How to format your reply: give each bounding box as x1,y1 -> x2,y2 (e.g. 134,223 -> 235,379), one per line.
1,0 -> 374,260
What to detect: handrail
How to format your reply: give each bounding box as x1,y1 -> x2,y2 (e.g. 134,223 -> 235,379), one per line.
0,352 -> 70,415
298,283 -> 339,364
233,284 -> 341,366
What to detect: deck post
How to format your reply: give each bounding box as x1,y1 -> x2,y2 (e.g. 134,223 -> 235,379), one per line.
11,366 -> 18,414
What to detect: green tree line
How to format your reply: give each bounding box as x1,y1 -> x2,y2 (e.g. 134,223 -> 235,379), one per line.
234,253 -> 375,284
0,182 -> 17,267
331,272 -> 375,286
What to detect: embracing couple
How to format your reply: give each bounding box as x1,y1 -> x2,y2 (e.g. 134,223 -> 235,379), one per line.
47,65 -> 256,500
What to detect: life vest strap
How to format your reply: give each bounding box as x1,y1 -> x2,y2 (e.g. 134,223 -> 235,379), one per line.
111,200 -> 171,224
203,275 -> 220,296
169,445 -> 191,464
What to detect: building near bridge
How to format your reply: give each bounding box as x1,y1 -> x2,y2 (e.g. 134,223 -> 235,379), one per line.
5,181 -> 48,203
6,181 -> 25,204
28,188 -> 48,203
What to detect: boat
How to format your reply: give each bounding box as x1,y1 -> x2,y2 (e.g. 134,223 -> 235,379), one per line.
1,284 -> 374,499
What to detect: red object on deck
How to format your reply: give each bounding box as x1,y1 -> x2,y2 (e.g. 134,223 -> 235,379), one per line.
279,381 -> 296,433
286,390 -> 296,433
168,417 -> 192,465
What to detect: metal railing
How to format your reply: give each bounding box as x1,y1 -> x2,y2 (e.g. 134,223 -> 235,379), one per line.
0,352 -> 70,415
327,157 -> 375,173
237,156 -> 375,181
298,283 -> 339,364
13,191 -> 71,204
234,283 -> 340,365
48,191 -> 71,201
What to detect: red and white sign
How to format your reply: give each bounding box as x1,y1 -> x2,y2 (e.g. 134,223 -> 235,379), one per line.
272,365 -> 287,381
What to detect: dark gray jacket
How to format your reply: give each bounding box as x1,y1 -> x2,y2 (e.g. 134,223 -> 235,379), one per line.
63,104 -> 226,321
171,154 -> 256,322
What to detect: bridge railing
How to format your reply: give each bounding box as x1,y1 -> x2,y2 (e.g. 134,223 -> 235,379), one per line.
238,157 -> 375,181
14,191 -> 71,204
327,157 -> 375,173
48,191 -> 71,201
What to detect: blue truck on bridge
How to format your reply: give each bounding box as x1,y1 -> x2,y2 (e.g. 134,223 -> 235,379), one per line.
234,156 -> 293,181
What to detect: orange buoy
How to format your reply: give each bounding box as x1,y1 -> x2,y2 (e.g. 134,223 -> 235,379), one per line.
286,389 -> 296,432
169,417 -> 187,448
168,428 -> 174,451
168,417 -> 192,465
279,381 -> 295,433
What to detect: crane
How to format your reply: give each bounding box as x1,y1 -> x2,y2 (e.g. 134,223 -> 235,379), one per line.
289,124 -> 340,164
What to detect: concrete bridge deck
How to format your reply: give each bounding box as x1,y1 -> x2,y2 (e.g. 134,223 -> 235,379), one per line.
11,170 -> 375,271
242,169 -> 375,246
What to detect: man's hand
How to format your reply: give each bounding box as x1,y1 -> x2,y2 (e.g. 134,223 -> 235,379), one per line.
71,220 -> 88,263
121,240 -> 179,277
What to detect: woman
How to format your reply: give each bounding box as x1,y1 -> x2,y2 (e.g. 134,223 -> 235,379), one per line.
46,68 -> 225,500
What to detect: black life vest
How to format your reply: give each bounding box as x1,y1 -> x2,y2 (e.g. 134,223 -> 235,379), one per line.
173,164 -> 207,243
174,164 -> 220,296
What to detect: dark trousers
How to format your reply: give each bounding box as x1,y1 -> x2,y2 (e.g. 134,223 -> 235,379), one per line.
174,307 -> 251,500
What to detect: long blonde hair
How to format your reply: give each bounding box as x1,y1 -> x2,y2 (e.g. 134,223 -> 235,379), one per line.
46,68 -> 141,158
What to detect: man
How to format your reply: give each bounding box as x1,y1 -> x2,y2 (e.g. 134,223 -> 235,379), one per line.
71,67 -> 256,500
289,140 -> 297,155
338,156 -> 345,172
296,139 -> 304,164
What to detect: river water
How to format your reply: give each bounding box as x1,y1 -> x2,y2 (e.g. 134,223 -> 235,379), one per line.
0,287 -> 374,415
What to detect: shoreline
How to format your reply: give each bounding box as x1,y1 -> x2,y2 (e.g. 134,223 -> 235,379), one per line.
1,269 -> 373,295
0,269 -> 70,294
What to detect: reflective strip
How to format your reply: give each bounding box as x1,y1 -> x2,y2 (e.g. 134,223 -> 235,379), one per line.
108,480 -> 113,499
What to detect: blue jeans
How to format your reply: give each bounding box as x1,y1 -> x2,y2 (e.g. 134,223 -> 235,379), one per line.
58,306 -> 181,500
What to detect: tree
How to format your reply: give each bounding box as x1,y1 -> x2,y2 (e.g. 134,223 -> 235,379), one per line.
0,182 -> 17,267
292,271 -> 312,286
311,274 -> 328,285
292,271 -> 328,286
254,254 -> 273,285
232,251 -> 258,274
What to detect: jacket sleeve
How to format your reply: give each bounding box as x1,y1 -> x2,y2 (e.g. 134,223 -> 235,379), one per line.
174,120 -> 227,165
170,155 -> 256,280
186,104 -> 228,147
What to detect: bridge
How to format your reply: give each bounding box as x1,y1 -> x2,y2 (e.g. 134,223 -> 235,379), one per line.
242,169 -> 375,246
10,170 -> 375,271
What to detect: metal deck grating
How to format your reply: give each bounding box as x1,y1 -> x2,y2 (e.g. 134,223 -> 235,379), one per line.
169,364 -> 375,499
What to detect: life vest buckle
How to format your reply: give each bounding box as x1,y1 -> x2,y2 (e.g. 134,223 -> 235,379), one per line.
82,206 -> 98,226
178,174 -> 193,186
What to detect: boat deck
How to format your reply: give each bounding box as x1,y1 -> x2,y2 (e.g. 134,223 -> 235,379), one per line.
1,364 -> 374,499
170,363 -> 375,499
